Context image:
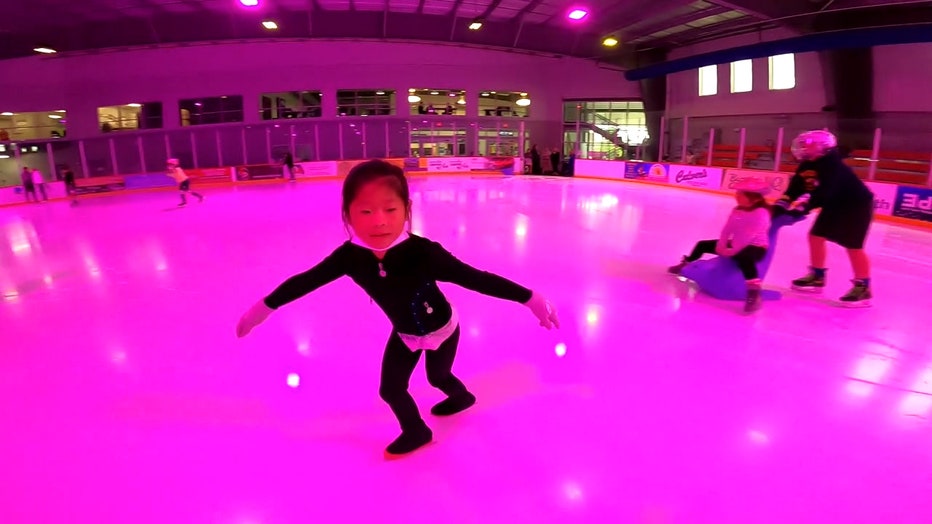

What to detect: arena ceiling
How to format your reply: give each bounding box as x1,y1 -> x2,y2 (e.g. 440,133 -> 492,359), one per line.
1,0 -> 929,66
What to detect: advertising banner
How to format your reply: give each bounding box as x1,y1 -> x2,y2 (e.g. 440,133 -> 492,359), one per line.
235,164 -> 284,181
186,167 -> 232,182
893,185 -> 932,223
865,181 -> 898,217
624,162 -> 669,182
667,164 -> 724,190
574,159 -> 625,180
723,169 -> 791,195
295,161 -> 338,178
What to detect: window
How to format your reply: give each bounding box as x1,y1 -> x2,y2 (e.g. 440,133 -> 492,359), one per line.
261,91 -> 322,120
479,91 -> 530,117
98,102 -> 163,132
179,96 -> 243,126
336,90 -> 395,116
0,110 -> 67,141
730,60 -> 753,93
769,53 -> 796,90
698,65 -> 717,96
407,89 -> 466,115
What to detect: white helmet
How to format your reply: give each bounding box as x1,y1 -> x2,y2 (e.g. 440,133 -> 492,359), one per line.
790,129 -> 837,161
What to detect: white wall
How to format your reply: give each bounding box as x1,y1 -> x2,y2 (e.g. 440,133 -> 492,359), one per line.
873,43 -> 932,113
666,28 -> 827,118
0,40 -> 638,138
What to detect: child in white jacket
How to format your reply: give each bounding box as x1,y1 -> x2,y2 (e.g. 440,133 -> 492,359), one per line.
669,179 -> 772,313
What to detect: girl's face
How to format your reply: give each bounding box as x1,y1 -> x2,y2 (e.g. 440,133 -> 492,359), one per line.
735,191 -> 752,207
347,178 -> 410,250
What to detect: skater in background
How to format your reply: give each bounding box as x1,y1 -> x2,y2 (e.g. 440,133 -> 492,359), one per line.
20,167 -> 37,203
236,159 -> 559,457
32,167 -> 48,201
775,129 -> 874,307
61,164 -> 78,206
166,158 -> 204,207
669,179 -> 772,313
282,152 -> 295,182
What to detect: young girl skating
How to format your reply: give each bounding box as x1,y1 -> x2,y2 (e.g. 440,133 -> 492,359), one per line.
236,160 -> 559,457
669,179 -> 772,313
167,158 -> 204,207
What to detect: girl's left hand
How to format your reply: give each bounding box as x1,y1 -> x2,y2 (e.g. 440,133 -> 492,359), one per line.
525,291 -> 560,330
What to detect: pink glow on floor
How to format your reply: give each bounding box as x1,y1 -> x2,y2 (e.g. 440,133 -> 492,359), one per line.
2,176 -> 931,523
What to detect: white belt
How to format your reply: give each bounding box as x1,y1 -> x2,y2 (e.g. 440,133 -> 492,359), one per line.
397,308 -> 458,351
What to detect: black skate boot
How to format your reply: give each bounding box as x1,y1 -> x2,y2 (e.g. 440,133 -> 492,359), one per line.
384,423 -> 433,457
178,194 -> 187,207
668,256 -> 689,275
744,285 -> 762,314
839,279 -> 872,308
430,392 -> 476,416
791,269 -> 825,293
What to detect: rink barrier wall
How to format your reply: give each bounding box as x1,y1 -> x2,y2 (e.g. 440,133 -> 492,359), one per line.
574,159 -> 932,231
0,156 -> 520,207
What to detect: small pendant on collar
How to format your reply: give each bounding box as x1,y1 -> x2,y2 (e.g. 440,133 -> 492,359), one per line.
424,301 -> 433,314
378,262 -> 387,278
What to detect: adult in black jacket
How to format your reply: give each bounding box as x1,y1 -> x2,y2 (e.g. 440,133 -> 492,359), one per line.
774,130 -> 874,307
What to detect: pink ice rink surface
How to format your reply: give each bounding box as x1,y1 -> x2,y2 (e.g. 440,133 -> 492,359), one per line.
2,175 -> 931,523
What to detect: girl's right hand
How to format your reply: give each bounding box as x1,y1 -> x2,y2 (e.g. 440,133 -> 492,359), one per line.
236,300 -> 274,338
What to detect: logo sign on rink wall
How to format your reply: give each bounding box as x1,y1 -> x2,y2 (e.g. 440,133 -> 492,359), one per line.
296,161 -> 338,178
723,169 -> 790,195
865,181 -> 898,217
624,162 -> 669,182
667,164 -> 724,189
893,185 -> 932,223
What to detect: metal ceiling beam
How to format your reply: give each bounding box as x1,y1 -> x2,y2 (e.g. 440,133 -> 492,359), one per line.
705,0 -> 815,21
617,5 -> 731,41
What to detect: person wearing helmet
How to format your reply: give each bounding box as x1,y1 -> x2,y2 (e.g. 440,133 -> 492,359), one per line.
775,130 -> 874,306
167,158 -> 204,207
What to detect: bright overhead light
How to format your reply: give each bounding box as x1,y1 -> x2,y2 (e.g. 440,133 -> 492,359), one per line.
48,114 -> 63,119
516,98 -> 531,107
468,21 -> 482,30
408,95 -> 422,103
262,20 -> 278,30
430,91 -> 439,95
375,91 -> 385,95
127,103 -> 142,108
239,0 -> 259,6
602,36 -> 619,47
33,47 -> 57,54
456,98 -> 466,105
567,8 -> 588,20
1,112 -> 13,116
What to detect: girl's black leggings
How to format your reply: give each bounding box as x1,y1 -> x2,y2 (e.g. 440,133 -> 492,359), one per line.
687,240 -> 767,280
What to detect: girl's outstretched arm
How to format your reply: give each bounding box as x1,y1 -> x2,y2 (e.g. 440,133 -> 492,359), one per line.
236,244 -> 350,337
427,240 -> 559,329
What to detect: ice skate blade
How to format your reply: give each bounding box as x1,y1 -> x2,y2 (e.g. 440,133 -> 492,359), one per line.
383,440 -> 435,460
791,285 -> 824,294
839,299 -> 872,309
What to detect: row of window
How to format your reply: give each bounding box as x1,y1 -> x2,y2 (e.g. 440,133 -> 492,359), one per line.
698,53 -> 796,96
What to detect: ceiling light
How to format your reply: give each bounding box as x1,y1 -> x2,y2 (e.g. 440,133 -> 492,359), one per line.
33,47 -> 57,54
262,20 -> 278,30
127,103 -> 142,108
481,92 -> 489,97
408,95 -> 422,103
239,0 -> 259,5
55,109 -> 66,113
516,98 -> 531,107
1,112 -> 13,116
457,98 -> 466,105
519,92 -> 528,97
430,91 -> 439,95
602,36 -> 619,47
567,8 -> 588,20
468,21 -> 482,30
375,91 -> 385,95
48,114 -> 63,119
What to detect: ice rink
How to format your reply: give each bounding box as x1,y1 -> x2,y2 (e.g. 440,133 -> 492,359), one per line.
2,175 -> 931,523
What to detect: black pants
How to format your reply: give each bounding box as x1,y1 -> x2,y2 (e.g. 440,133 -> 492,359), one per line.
687,240 -> 767,280
379,326 -> 468,432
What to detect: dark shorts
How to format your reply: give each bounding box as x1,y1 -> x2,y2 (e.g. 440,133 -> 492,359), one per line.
810,200 -> 874,250
179,180 -> 190,191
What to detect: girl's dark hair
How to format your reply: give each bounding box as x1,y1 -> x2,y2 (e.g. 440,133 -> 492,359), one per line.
742,191 -> 770,210
341,159 -> 411,227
